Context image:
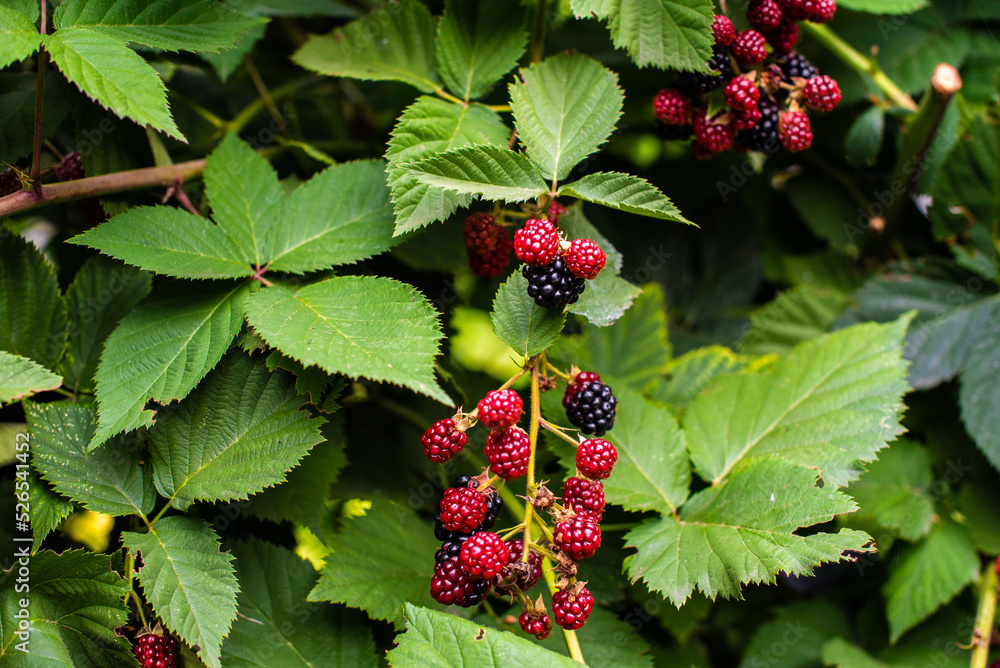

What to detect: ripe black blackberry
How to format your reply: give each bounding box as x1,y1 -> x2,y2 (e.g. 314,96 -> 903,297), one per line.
780,51 -> 818,83
565,380 -> 617,436
739,97 -> 781,152
430,555 -> 490,607
522,256 -> 585,309
653,120 -> 693,141
435,534 -> 471,563
677,46 -> 734,93
0,169 -> 21,197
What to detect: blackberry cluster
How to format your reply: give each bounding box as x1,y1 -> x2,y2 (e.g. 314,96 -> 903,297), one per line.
652,1 -> 841,157
133,632 -> 178,668
514,217 -> 607,309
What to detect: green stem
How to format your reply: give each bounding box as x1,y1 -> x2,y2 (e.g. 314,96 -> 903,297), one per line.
970,563 -> 998,668
530,0 -> 547,64
243,54 -> 287,132
435,87 -> 466,106
522,359 -> 542,562
148,503 -> 171,528
129,589 -> 149,629
227,76 -> 318,135
800,22 -> 917,111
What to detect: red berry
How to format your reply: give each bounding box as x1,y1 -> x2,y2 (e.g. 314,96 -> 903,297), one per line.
468,226 -> 511,278
553,515 -> 602,560
724,77 -> 760,113
431,555 -> 490,607
133,633 -> 178,668
485,426 -> 531,480
565,239 -> 606,280
779,110 -> 813,152
462,212 -> 501,253
421,418 -> 467,463
477,389 -> 523,431
803,75 -> 841,112
777,0 -> 808,20
552,585 -> 595,630
711,15 -> 735,46
54,152 -> 85,182
732,105 -> 762,131
519,609 -> 552,639
497,538 -> 543,594
440,486 -> 488,533
513,218 -> 560,266
0,169 -> 20,197
460,531 -> 510,579
563,477 -> 605,519
547,200 -> 567,224
765,19 -> 799,53
576,438 -> 618,480
806,0 -> 836,22
653,88 -> 692,126
732,30 -> 768,64
693,110 -> 734,154
563,371 -> 601,409
747,0 -> 783,31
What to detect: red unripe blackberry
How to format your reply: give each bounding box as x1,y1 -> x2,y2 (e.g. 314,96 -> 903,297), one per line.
497,538 -> 543,594
552,586 -> 595,630
133,633 -> 178,668
440,486 -> 488,533
468,226 -> 511,278
693,110 -> 734,154
519,609 -> 552,639
421,418 -> 467,463
724,77 -> 760,113
653,88 -> 692,126
462,212 -> 501,253
803,75 -> 841,112
576,438 -> 618,480
477,388 -> 523,430
806,0 -> 836,22
563,371 -> 601,409
747,0 -> 783,31
460,531 -> 510,579
711,15 -> 735,46
779,110 -> 813,152
565,379 -> 617,436
565,239 -> 606,280
732,30 -> 768,64
547,200 -> 567,224
777,0 -> 808,20
563,477 -> 605,519
553,515 -> 602,560
431,555 -> 490,607
513,218 -> 560,266
485,426 -> 531,480
54,151 -> 85,182
522,256 -> 585,308
765,19 -> 799,53
732,105 -> 762,131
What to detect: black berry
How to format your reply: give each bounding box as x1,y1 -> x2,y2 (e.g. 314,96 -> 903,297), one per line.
522,256 -> 585,309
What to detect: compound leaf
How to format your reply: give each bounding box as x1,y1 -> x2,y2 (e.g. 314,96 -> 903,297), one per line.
491,272 -> 566,358
510,53 -> 623,181
386,97 -> 510,236
245,277 -> 449,404
0,236 -> 67,370
292,0 -> 439,93
148,352 -> 325,510
436,0 -> 527,100
44,28 -> 183,140
122,517 -> 238,668
403,144 -> 548,204
0,351 -> 61,404
558,172 -> 690,223
26,402 -> 155,517
625,457 -> 872,607
93,282 -> 249,447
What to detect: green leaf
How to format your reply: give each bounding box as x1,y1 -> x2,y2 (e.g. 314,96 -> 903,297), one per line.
55,0 -> 264,53
569,271 -> 643,328
533,606 -> 654,667
5,0 -> 39,23
221,539 -> 379,667
245,277 -> 449,404
959,328 -> 1000,472
491,272 -> 566,358
685,318 -> 912,488
509,53 -> 622,181
0,235 -> 68,370
148,352 -> 325,510
388,603 -> 582,667
933,114 -> 999,231
625,457 -> 872,606
308,498 -> 441,627
0,7 -> 39,69
556,205 -> 623,272
738,285 -> 850,356
604,0 -> 714,71
0,351 -> 61,404
846,440 -> 935,542
26,402 -> 156,517
882,518 -> 979,642
122,517 -> 239,668
292,0 -> 439,93
29,470 -> 76,545
403,144 -> 548,203
845,105 -> 885,168
60,258 -> 151,393
570,0 -> 614,18
43,28 -> 183,140
204,132 -> 284,267
0,550 -> 134,667
266,160 -> 397,272
233,0 -> 359,17
652,346 -> 750,410
70,206 -> 254,279
834,0 -> 928,14
784,174 -> 863,253
93,282 -> 249,447
739,600 -> 850,668
199,22 -> 265,81
558,172 -> 690,223
436,0 -> 526,101
386,97 -> 510,235
821,638 -> 887,668
0,73 -> 69,162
